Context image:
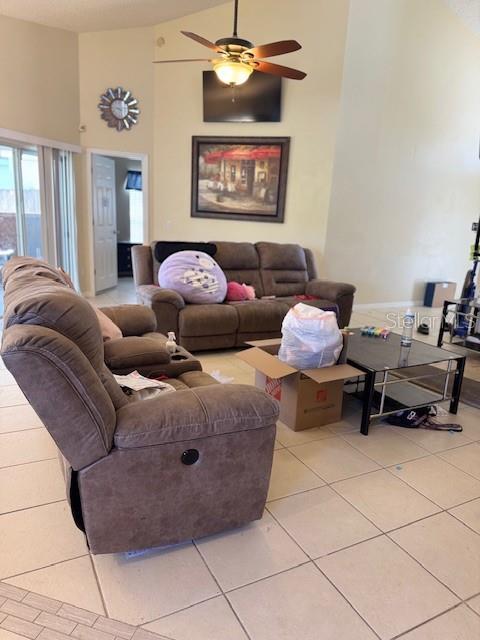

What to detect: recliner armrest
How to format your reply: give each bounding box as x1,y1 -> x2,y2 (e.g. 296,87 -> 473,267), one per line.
114,384 -> 279,449
137,285 -> 185,310
104,336 -> 171,371
136,285 -> 185,337
305,279 -> 356,302
100,304 -> 157,336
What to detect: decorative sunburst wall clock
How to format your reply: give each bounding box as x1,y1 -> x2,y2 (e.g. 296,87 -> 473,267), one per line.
98,87 -> 140,131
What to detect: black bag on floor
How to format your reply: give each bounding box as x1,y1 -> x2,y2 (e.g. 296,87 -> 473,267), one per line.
387,406 -> 462,431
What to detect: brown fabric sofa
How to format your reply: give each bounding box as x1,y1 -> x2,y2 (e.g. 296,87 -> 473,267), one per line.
132,241 -> 356,352
1,257 -> 278,554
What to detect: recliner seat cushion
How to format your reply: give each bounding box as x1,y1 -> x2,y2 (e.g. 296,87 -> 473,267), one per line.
114,384 -> 278,448
179,304 -> 238,337
227,299 -> 291,334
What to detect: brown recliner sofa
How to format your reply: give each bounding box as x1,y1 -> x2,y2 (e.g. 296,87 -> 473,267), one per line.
132,241 -> 356,352
1,257 -> 278,554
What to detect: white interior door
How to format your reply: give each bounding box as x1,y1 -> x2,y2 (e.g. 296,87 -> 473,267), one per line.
92,155 -> 117,292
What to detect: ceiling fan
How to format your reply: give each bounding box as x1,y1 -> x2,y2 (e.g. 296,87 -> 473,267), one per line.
153,0 -> 306,86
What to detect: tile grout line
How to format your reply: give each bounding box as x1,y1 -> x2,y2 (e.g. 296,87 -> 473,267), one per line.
391,602 -> 474,639
310,561 -> 383,640
191,538 -> 253,640
87,553 -> 109,618
0,457 -> 58,472
0,498 -> 67,518
0,427 -> 44,436
385,529 -> 467,604
0,554 -> 91,582
433,442 -> 480,480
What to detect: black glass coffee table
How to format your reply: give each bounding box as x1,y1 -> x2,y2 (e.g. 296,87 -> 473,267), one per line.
346,330 -> 466,435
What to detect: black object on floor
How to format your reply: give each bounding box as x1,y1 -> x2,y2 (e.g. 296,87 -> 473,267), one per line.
417,322 -> 430,335
386,406 -> 462,431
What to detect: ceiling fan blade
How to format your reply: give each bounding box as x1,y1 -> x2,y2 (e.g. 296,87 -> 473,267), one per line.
153,58 -> 212,64
181,31 -> 225,53
246,40 -> 301,59
254,59 -> 306,80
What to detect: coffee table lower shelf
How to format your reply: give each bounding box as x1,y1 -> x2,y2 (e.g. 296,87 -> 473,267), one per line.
345,330 -> 466,435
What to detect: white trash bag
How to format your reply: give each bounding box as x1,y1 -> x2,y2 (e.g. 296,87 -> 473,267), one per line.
278,303 -> 343,369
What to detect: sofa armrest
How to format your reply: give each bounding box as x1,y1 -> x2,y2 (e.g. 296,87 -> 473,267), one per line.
114,384 -> 279,448
137,285 -> 185,309
100,304 -> 157,336
305,279 -> 356,328
136,285 -> 185,337
306,279 -> 356,301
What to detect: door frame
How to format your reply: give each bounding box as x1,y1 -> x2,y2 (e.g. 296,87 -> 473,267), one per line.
85,148 -> 149,296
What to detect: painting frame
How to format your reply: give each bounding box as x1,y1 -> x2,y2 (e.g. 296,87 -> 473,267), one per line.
191,136 -> 290,223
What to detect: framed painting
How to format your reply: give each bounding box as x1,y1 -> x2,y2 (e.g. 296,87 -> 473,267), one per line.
191,136 -> 290,223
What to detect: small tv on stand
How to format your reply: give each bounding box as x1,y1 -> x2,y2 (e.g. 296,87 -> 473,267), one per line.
203,71 -> 281,123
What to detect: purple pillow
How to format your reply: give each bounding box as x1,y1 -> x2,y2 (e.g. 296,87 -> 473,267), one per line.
158,250 -> 227,304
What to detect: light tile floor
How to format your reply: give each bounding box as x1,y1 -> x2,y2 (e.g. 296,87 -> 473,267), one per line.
0,282 -> 480,639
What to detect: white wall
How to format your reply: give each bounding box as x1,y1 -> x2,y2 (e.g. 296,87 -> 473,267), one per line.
0,14 -> 79,144
325,0 -> 480,304
77,26 -> 154,290
74,0 -> 480,303
152,0 -> 350,270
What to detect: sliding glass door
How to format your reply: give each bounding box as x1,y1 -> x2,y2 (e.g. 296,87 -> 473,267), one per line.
0,144 -> 42,258
0,144 -> 43,315
0,141 -> 77,316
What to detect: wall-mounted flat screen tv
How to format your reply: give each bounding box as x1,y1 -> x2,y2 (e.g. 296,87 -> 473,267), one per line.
203,71 -> 281,122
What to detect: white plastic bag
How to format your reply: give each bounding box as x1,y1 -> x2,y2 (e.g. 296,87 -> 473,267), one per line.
278,303 -> 343,369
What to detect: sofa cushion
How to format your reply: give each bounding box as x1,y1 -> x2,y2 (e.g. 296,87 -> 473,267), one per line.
179,304 -> 238,337
256,242 -> 307,271
212,241 -> 264,297
104,336 -> 171,370
227,299 -> 291,334
256,242 -> 309,297
114,384 -> 278,448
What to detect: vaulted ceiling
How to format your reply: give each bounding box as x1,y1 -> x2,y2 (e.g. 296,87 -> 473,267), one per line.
0,0 -> 228,32
0,0 -> 478,34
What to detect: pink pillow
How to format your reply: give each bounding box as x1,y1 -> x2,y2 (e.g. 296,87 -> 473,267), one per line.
91,306 -> 122,342
244,284 -> 256,300
226,282 -> 256,301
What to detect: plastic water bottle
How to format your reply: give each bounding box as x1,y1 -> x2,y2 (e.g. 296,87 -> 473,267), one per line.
401,309 -> 414,347
166,332 -> 177,354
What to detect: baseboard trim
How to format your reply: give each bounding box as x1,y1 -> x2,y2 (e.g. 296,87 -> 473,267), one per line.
353,300 -> 423,310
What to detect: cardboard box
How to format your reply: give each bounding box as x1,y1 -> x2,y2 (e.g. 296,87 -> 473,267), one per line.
424,281 -> 457,307
237,338 -> 362,431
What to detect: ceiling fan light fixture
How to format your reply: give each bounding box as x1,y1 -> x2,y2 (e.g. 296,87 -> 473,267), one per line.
213,58 -> 253,86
